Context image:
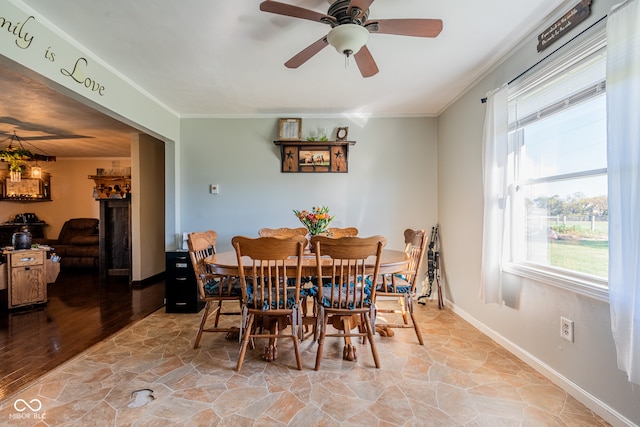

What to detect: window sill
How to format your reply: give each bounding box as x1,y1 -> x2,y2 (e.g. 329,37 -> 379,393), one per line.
503,263 -> 609,303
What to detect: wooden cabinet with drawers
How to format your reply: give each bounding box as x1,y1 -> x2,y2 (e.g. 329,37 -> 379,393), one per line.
165,250 -> 204,313
4,248 -> 49,309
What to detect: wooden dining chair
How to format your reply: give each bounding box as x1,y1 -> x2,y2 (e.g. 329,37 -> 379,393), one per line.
310,235 -> 386,370
258,227 -> 308,238
231,235 -> 307,371
258,226 -> 316,339
375,228 -> 427,345
327,227 -> 359,237
187,230 -> 242,349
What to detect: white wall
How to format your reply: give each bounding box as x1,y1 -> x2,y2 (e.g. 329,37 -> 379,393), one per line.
178,117 -> 438,256
437,0 -> 640,425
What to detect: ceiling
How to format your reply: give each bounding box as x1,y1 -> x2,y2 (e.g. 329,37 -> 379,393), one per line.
0,62 -> 136,157
1,0 -> 569,157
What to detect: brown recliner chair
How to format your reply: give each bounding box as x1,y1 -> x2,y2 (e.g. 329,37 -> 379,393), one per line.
34,218 -> 99,268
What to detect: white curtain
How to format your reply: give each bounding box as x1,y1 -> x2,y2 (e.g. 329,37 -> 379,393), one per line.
480,84 -> 509,304
607,0 -> 640,385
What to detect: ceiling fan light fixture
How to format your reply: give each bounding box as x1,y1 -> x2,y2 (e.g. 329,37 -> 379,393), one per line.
327,24 -> 369,57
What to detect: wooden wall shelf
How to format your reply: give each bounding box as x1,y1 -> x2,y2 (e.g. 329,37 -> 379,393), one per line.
273,140 -> 355,173
0,171 -> 51,202
88,175 -> 131,199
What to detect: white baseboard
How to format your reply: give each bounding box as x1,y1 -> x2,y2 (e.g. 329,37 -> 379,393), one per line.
445,300 -> 636,427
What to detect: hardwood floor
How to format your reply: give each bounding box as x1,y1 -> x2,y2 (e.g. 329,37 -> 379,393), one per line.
0,268 -> 165,401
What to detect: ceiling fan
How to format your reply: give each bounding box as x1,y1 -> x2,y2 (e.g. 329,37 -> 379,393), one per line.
259,0 -> 443,78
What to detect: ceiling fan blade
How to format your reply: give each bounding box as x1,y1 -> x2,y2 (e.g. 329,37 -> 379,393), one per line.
347,0 -> 374,20
260,1 -> 335,24
285,36 -> 329,69
354,45 -> 378,78
367,18 -> 443,38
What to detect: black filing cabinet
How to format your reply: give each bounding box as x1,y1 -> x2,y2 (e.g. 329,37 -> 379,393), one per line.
165,250 -> 204,313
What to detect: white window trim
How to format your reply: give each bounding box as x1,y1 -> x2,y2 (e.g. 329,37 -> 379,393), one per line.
503,262 -> 609,302
508,28 -> 607,101
504,24 -> 609,303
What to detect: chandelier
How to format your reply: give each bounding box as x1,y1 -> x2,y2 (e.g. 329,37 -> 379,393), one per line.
0,131 -> 56,182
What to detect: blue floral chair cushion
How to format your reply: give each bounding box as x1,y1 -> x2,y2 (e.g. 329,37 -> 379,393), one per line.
203,276 -> 242,297
312,278 -> 373,309
298,276 -> 318,298
244,277 -> 300,311
377,274 -> 412,294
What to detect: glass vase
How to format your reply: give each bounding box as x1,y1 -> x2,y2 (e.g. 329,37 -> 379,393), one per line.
307,232 -> 329,253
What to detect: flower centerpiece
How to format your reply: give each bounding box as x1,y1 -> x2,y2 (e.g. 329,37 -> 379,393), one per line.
293,206 -> 334,236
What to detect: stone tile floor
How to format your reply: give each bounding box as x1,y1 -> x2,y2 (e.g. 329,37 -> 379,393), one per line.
0,301 -> 609,426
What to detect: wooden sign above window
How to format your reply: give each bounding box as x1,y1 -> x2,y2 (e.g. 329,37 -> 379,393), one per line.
537,0 -> 591,52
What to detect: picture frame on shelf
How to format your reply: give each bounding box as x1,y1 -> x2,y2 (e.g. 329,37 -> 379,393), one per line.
299,148 -> 331,172
4,177 -> 45,199
278,118 -> 302,141
336,126 -> 349,141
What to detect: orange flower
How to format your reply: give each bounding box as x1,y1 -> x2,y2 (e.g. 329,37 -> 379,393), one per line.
293,206 -> 334,235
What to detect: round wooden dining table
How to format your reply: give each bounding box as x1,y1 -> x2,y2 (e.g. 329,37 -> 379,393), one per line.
205,248 -> 410,363
204,249 -> 410,276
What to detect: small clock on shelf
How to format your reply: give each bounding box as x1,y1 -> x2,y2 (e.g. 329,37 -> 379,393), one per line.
336,127 -> 349,141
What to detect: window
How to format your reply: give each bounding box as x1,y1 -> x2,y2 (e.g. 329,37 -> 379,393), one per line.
504,28 -> 608,296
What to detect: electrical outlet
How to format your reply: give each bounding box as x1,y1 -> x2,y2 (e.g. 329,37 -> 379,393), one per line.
560,317 -> 574,342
